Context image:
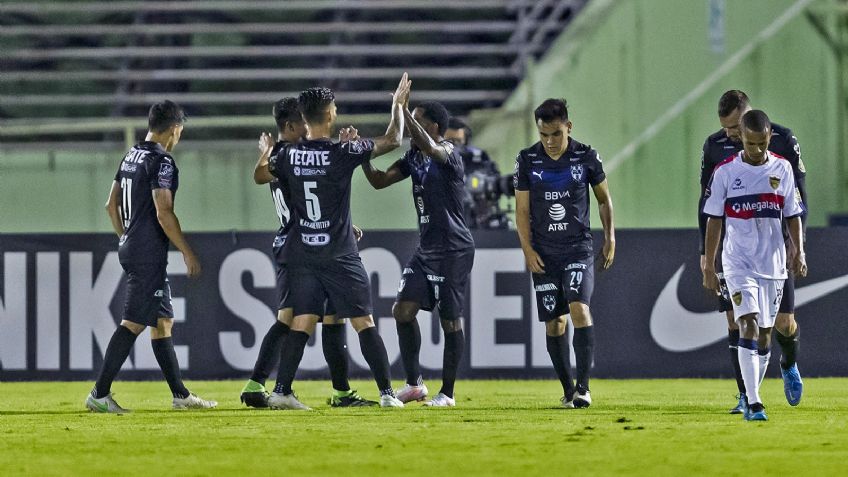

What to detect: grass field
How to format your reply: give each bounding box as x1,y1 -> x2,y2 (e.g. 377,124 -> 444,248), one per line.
1,378 -> 846,476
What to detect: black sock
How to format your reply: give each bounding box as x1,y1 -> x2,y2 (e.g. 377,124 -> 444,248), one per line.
322,324 -> 350,392
152,337 -> 190,399
273,330 -> 310,395
728,329 -> 746,394
546,333 -> 575,399
573,326 -> 594,392
439,329 -> 464,398
358,327 -> 393,394
396,320 -> 422,386
775,325 -> 800,370
249,321 -> 290,384
93,326 -> 138,399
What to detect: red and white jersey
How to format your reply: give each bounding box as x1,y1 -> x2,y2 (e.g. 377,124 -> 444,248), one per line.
703,151 -> 803,279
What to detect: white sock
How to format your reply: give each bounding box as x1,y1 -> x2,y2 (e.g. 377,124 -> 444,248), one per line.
758,351 -> 771,387
738,345 -> 761,405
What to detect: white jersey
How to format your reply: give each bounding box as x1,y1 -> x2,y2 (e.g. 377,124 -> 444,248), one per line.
703,151 -> 803,279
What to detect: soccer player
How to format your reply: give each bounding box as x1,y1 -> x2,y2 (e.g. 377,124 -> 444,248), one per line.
702,110 -> 807,421
699,90 -> 806,412
241,98 -> 375,408
359,101 -> 475,407
257,75 -> 410,409
85,101 -> 217,413
514,98 -> 615,408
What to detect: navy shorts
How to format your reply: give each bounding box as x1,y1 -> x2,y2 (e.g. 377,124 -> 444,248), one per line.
778,272 -> 795,314
531,253 -> 594,322
397,248 -> 474,320
288,253 -> 371,318
121,261 -> 174,327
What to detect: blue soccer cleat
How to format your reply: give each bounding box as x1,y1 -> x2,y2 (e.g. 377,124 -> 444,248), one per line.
745,409 -> 768,421
730,393 -> 747,415
781,363 -> 803,406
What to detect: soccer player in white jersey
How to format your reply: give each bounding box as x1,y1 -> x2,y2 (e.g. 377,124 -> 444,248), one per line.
702,110 -> 807,421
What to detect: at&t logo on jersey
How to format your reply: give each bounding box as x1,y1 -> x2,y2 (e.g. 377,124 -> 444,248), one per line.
548,203 -> 566,221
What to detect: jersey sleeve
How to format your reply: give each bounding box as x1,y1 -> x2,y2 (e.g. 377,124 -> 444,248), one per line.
513,152 -> 529,191
268,144 -> 286,180
782,165 -> 803,218
587,150 -> 606,186
442,141 -> 465,178
702,167 -> 727,217
342,139 -> 376,168
150,155 -> 178,192
783,131 -> 808,217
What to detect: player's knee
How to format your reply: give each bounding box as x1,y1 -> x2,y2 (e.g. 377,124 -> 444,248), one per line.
725,312 -> 738,330
757,327 -> 772,349
392,302 -> 418,323
569,303 -> 592,327
290,315 -> 318,334
440,318 -> 463,333
774,312 -> 795,335
350,315 -> 375,332
277,308 -> 294,326
120,320 -> 146,335
323,315 -> 346,325
545,317 -> 567,337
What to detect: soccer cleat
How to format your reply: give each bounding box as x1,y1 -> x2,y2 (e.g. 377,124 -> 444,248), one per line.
423,393 -> 456,407
560,396 -> 575,409
268,392 -> 312,410
573,390 -> 592,408
173,393 -> 218,410
729,393 -> 748,415
781,363 -> 803,406
379,394 -> 405,408
396,383 -> 429,403
240,379 -> 270,408
86,392 -> 130,414
745,403 -> 768,421
328,390 -> 378,408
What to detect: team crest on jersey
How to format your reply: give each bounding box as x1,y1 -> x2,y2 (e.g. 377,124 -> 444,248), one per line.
293,166 -> 301,176
570,164 -> 584,181
732,291 -> 742,306
769,175 -> 780,190
542,295 -> 556,312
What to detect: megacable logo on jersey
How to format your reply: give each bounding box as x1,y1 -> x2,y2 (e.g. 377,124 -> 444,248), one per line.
158,163 -> 174,188
301,233 -> 330,246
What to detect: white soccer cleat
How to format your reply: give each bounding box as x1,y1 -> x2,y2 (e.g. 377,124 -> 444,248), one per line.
173,393 -> 218,410
560,396 -> 575,409
268,392 -> 312,410
395,383 -> 428,403
423,393 -> 455,407
86,392 -> 130,414
379,394 -> 405,408
573,390 -> 592,408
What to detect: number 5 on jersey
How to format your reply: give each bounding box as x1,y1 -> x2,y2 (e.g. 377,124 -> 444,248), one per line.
304,181 -> 322,221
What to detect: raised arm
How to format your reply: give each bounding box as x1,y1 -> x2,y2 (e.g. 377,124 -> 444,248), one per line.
370,73 -> 411,159
592,179 -> 615,269
105,181 -> 124,237
253,132 -> 276,184
402,107 -> 450,163
153,188 -> 201,278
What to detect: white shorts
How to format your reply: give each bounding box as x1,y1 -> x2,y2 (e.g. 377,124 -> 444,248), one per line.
725,275 -> 784,328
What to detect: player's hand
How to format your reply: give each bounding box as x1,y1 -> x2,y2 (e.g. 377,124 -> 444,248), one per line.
393,72 -> 411,107
258,132 -> 274,155
792,252 -> 808,278
599,238 -> 615,270
702,266 -> 719,294
353,224 -> 364,241
523,248 -> 545,274
184,251 -> 202,278
338,126 -> 359,143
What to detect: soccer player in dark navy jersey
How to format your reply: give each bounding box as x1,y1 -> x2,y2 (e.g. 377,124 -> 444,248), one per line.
699,90 -> 806,413
360,100 -> 475,407
514,98 -> 615,409
241,98 -> 376,408
85,101 -> 216,413
255,75 -> 411,409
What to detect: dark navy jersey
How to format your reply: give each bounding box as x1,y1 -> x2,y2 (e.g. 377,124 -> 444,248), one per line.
514,139 -> 606,258
698,122 -> 807,254
113,141 -> 178,264
394,140 -> 474,255
268,138 -> 374,263
268,141 -> 294,249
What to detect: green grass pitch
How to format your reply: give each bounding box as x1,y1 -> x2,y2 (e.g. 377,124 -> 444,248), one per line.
1,379 -> 846,476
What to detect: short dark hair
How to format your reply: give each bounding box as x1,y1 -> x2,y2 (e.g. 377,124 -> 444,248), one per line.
534,98 -> 569,123
273,97 -> 301,130
298,87 -> 335,123
415,101 -> 450,136
718,90 -> 750,117
148,100 -> 186,133
741,109 -> 771,133
447,117 -> 472,140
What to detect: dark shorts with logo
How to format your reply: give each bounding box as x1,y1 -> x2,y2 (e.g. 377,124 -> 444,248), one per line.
396,248 -> 475,320
288,253 -> 370,318
121,261 -> 174,327
531,252 -> 594,322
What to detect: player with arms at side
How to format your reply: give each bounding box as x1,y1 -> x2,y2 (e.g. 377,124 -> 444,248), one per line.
699,90 -> 807,413
86,101 -> 216,412
257,76 -> 410,409
702,110 -> 807,421
514,99 -> 615,408
242,98 -> 375,408
359,100 -> 475,407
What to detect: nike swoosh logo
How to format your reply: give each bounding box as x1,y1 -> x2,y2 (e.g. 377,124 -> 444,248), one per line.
649,265 -> 848,352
